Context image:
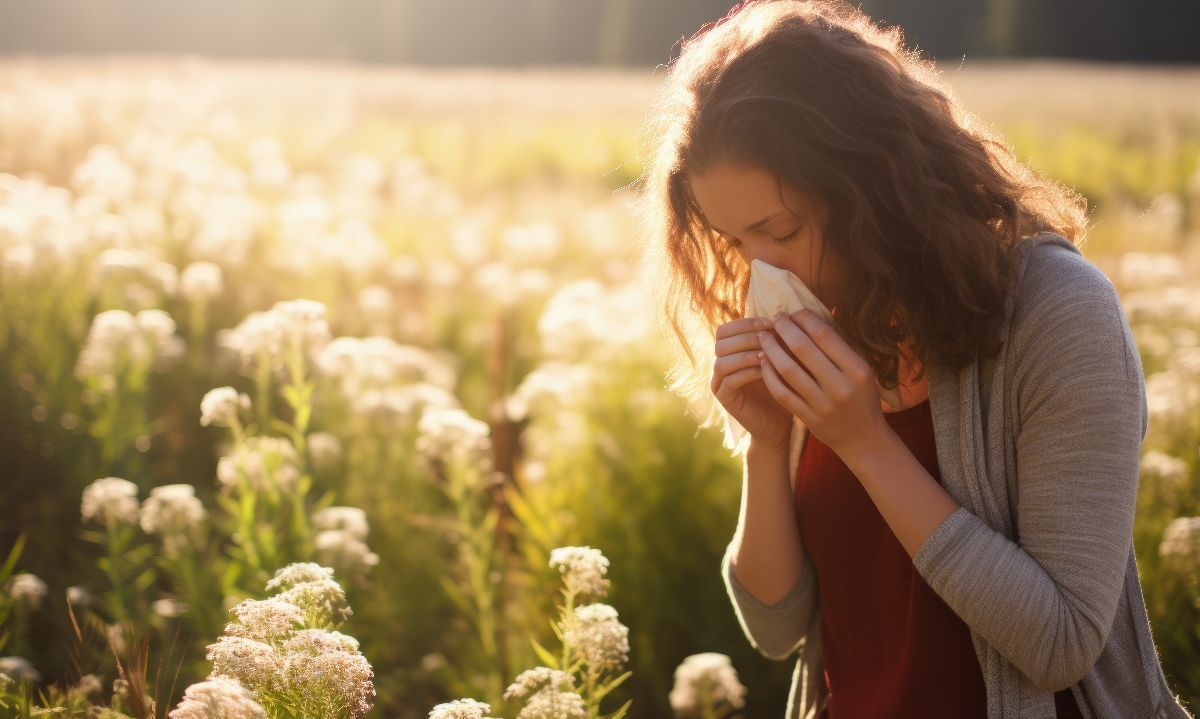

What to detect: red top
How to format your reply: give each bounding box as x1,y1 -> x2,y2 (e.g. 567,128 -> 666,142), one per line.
794,397 -> 1084,719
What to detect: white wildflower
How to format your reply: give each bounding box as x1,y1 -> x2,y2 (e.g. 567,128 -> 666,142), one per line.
428,698 -> 498,719
1141,450 -> 1189,494
216,436 -> 301,492
275,578 -> 353,629
74,309 -> 141,386
306,431 -> 342,471
225,598 -> 304,644
4,573 -> 48,610
314,530 -> 380,583
71,672 -> 103,699
200,386 -> 250,428
1160,517 -> 1200,574
281,628 -> 361,655
264,562 -> 336,593
564,603 -> 629,673
415,406 -> 492,468
503,668 -> 586,719
549,546 -> 611,598
138,484 -> 207,554
668,652 -> 747,716
0,656 -> 41,683
152,597 -> 190,619
276,640 -> 376,718
66,585 -> 93,609
179,261 -> 224,303
312,506 -> 369,541
168,674 -> 266,719
206,636 -> 283,693
81,476 -> 140,525
505,362 -> 595,421
503,667 -> 577,700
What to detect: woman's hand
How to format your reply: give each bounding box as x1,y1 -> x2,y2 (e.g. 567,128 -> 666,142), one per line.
711,316 -> 792,449
757,308 -> 890,460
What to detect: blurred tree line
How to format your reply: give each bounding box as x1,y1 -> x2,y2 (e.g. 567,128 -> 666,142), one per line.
0,0 -> 1196,66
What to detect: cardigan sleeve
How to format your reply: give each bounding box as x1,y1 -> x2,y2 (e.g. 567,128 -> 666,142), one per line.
721,536 -> 820,660
721,416 -> 821,661
911,244 -> 1148,692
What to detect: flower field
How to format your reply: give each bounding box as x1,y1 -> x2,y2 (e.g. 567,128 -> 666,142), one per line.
0,57 -> 1198,717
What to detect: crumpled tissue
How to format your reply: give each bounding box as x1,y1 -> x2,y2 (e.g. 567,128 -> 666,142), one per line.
722,258 -> 904,450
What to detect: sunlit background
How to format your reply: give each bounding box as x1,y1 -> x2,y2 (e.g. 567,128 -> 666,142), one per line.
1,1 -> 1199,718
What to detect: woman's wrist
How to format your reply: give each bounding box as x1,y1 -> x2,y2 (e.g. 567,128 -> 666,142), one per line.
748,432 -> 790,458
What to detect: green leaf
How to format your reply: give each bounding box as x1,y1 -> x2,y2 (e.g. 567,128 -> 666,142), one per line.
133,568 -> 156,591
592,670 -> 632,701
0,533 -> 26,578
529,636 -> 559,669
268,417 -> 295,436
604,698 -> 633,719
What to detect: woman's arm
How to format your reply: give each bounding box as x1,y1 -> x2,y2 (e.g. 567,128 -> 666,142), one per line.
846,245 -> 1146,692
721,435 -> 821,660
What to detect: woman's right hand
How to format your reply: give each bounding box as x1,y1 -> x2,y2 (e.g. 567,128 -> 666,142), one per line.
711,316 -> 794,449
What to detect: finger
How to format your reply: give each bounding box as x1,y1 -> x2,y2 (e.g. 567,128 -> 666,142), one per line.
716,316 -> 773,341
771,312 -> 842,390
759,331 -> 822,405
759,350 -> 815,424
715,328 -> 766,357
787,308 -> 867,376
711,350 -> 765,394
715,365 -> 764,401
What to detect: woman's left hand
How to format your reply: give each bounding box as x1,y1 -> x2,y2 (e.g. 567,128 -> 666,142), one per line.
756,308 -> 891,460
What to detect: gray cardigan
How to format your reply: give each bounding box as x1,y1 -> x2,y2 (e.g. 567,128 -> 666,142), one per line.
720,232 -> 1195,719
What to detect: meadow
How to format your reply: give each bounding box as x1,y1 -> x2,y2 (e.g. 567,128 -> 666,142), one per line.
0,56 -> 1198,718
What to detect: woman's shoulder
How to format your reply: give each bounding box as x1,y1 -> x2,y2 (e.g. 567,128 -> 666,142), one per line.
1011,231 -> 1122,330
1007,230 -> 1144,402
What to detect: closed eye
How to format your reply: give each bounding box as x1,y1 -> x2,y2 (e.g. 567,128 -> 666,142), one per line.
770,227 -> 803,243
716,225 -> 801,248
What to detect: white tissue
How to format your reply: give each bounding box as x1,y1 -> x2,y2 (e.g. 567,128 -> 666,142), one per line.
722,258 -> 904,450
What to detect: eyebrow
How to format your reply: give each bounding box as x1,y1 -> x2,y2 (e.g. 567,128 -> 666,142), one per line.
711,211 -> 784,236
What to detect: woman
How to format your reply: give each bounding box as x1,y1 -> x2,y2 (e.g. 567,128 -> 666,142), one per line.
630,1 -> 1195,717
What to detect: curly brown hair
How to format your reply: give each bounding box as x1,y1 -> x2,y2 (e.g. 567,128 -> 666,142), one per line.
629,0 -> 1089,444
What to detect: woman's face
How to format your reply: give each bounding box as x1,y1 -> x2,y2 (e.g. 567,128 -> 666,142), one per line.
687,158 -> 848,312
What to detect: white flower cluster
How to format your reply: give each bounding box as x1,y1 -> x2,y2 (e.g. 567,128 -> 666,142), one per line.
91,246 -> 179,303
1160,516 -> 1200,582
75,308 -> 185,390
179,261 -> 224,303
306,431 -> 342,472
563,603 -> 630,673
139,483 -> 207,555
312,506 -> 380,584
216,436 -> 302,493
314,335 -> 456,399
504,361 -> 596,422
352,382 -> 461,429
0,656 -> 42,683
549,545 -> 611,598
668,652 -> 748,717
503,667 -> 586,719
168,675 -> 265,719
197,562 -> 374,718
415,406 -> 493,470
81,476 -> 140,525
536,280 -> 652,362
2,573 -> 47,611
1140,450 -> 1189,495
217,299 -> 332,373
200,386 -> 251,428
427,698 -> 498,719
